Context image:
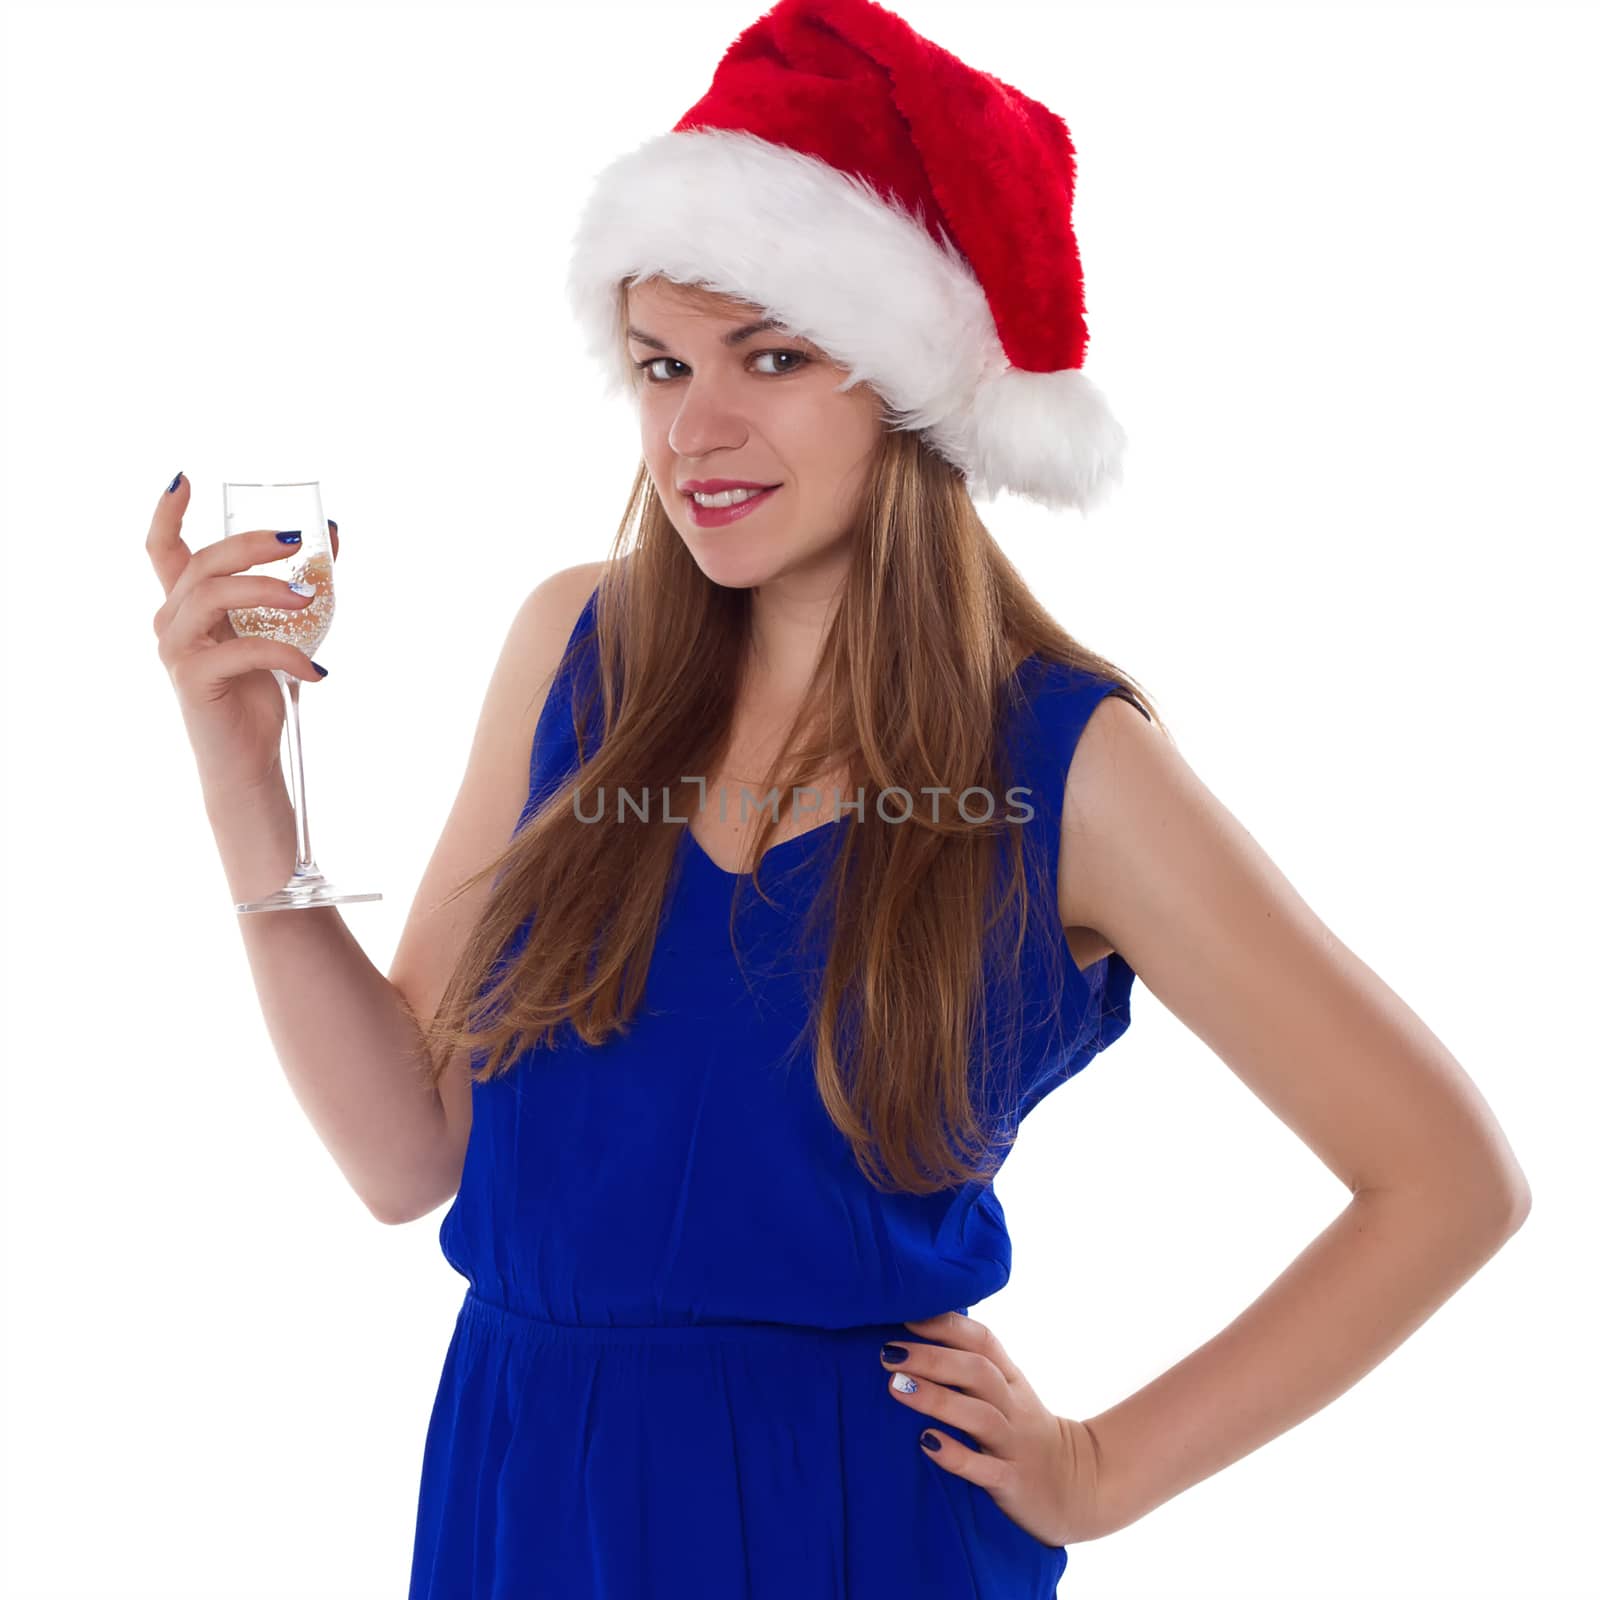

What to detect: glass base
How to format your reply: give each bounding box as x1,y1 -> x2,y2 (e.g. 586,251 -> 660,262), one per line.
235,870 -> 382,914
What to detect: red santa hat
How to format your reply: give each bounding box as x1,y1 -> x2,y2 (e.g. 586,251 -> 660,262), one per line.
565,0 -> 1126,513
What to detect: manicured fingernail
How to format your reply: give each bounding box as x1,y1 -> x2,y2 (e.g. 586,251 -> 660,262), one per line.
289,580 -> 316,596
312,662 -> 329,677
276,530 -> 303,544
920,1431 -> 940,1452
166,471 -> 183,494
881,1343 -> 908,1363
891,1373 -> 918,1394
328,519 -> 338,533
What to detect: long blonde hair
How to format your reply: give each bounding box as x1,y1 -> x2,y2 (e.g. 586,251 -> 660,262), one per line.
417,280 -> 1166,1196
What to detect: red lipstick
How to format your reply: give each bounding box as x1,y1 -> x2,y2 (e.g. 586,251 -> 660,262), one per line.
683,483 -> 783,528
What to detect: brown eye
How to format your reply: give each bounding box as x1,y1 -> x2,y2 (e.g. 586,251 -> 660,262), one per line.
751,350 -> 809,375
634,357 -> 685,384
631,350 -> 809,384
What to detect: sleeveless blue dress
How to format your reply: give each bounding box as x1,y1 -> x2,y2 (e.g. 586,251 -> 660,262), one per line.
408,586 -> 1144,1598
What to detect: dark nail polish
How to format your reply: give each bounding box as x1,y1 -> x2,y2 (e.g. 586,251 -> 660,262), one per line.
920,1431 -> 941,1452
312,662 -> 329,677
166,472 -> 183,494
276,530 -> 302,544
881,1343 -> 908,1363
327,519 -> 338,533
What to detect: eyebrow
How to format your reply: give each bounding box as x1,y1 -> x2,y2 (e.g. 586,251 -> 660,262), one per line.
625,317 -> 795,351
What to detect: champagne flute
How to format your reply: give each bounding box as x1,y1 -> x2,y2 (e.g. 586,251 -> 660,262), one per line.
223,479 -> 381,914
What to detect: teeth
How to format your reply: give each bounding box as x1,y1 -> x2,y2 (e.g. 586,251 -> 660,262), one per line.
692,486 -> 769,508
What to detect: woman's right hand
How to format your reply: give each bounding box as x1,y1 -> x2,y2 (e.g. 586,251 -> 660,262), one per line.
147,473 -> 340,797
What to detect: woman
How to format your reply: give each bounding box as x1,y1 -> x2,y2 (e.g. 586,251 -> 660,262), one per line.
149,1 -> 1531,1595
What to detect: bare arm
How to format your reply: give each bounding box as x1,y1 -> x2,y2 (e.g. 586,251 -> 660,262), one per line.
383,559 -> 609,1224
212,559 -> 608,1225
1056,697 -> 1532,1537
207,776 -> 449,1225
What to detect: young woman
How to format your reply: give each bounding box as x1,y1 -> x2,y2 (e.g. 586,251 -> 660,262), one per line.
149,2 -> 1530,1595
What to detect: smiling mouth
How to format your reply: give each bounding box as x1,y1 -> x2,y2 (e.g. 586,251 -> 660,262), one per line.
684,484 -> 783,524
683,485 -> 780,501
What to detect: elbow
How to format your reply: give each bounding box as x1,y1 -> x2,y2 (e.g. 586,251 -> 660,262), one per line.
1482,1144 -> 1533,1236
371,1184 -> 452,1227
1359,1157 -> 1532,1239
1499,1174 -> 1532,1234
1463,1165 -> 1532,1242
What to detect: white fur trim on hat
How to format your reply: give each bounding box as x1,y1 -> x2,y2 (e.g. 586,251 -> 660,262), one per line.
564,127 -> 1125,513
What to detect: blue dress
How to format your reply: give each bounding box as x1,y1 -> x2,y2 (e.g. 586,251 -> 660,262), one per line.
408,586 -> 1143,1598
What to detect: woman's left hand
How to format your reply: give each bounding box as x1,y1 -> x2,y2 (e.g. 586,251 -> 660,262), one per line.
883,1309 -> 1108,1547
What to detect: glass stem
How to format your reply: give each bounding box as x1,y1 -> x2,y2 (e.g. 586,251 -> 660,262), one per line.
274,668 -> 321,880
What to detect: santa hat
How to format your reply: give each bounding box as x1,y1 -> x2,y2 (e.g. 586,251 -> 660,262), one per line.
565,0 -> 1125,513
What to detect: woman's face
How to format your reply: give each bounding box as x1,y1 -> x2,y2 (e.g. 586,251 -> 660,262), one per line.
625,278 -> 885,590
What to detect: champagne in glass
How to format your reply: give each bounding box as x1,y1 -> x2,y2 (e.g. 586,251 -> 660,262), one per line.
223,479 -> 381,914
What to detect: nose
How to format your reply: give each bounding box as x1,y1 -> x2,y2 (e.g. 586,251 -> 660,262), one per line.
664,376 -> 751,462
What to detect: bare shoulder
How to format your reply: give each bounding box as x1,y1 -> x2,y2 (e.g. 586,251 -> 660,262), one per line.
1054,682 -> 1531,1220
385,557 -> 612,1218
502,558 -> 611,704
1055,691 -> 1179,938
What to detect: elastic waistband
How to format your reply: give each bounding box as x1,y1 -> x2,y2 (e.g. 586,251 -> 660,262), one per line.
459,1287 -> 955,1356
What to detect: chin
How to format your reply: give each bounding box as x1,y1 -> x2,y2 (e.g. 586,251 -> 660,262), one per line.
684,547 -> 786,590
673,513 -> 852,589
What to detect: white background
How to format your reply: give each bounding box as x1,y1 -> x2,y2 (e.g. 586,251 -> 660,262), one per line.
3,0 -> 1594,1595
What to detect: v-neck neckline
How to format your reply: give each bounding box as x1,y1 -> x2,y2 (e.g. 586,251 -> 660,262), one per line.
680,814 -> 847,884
